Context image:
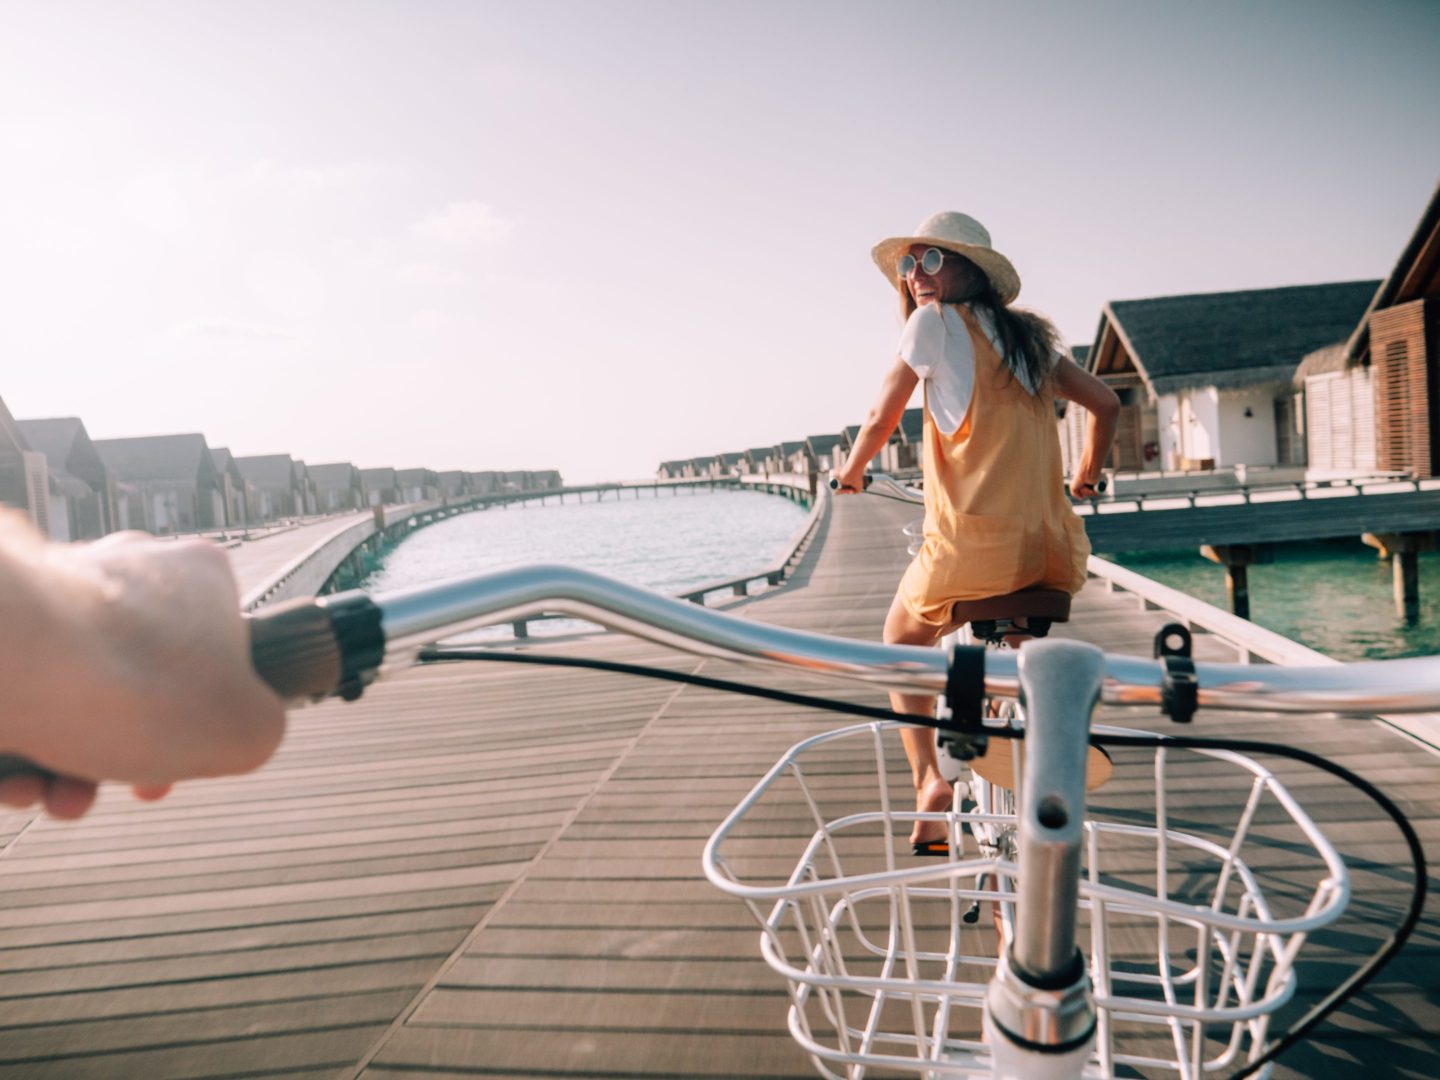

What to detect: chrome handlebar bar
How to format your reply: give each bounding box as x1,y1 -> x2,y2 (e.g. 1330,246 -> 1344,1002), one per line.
263,563 -> 1439,716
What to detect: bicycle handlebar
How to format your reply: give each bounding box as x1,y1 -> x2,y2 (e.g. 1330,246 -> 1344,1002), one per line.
257,563 -> 1434,714
3,563 -> 1435,786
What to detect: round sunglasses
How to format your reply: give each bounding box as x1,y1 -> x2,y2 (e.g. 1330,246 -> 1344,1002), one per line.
897,247 -> 947,278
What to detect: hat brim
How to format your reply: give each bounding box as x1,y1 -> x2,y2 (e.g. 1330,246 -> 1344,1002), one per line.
871,235 -> 1021,306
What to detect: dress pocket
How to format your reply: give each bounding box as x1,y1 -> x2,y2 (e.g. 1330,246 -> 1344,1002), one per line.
927,511 -> 1028,599
1046,513 -> 1092,593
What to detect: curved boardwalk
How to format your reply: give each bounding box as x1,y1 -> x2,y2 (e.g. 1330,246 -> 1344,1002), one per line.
0,496 -> 1435,1078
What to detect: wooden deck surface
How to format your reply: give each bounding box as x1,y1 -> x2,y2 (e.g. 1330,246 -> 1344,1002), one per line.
1,494 -> 1436,1078
225,513 -> 371,598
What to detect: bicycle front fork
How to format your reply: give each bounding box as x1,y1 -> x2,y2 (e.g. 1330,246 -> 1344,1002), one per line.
983,638 -> 1106,1079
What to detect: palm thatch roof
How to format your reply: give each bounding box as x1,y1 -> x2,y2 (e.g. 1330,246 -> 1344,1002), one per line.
309,462 -> 361,489
1292,342 -> 1350,386
16,418 -> 83,464
95,434 -> 218,485
234,454 -> 298,491
1095,280 -> 1380,395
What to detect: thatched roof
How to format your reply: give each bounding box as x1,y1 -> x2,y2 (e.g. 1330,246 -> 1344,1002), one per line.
396,468 -> 437,486
16,418 -> 82,464
360,467 -> 397,485
1343,182 -> 1440,364
235,454 -> 298,490
1099,280 -> 1380,395
96,434 -> 217,485
1070,345 -> 1089,365
1292,341 -> 1350,386
806,433 -> 842,455
309,462 -> 361,489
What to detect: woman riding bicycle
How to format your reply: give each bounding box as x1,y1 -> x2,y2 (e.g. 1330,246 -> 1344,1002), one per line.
832,210 -> 1119,852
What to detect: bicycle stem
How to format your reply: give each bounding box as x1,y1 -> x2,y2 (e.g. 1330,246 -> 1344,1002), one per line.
985,639 -> 1104,1078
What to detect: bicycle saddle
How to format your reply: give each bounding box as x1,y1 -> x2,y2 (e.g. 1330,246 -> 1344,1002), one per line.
950,588 -> 1071,644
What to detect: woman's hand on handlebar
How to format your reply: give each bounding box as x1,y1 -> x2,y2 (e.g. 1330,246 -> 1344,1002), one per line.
828,470 -> 870,494
0,513 -> 287,818
1069,472 -> 1107,499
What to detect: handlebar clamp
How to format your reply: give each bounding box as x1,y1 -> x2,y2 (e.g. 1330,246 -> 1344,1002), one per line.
1154,623 -> 1198,724
937,644 -> 989,759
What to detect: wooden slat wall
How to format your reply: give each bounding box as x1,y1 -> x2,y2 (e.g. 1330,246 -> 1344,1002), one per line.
1372,299 -> 1433,478
1305,368 -> 1375,472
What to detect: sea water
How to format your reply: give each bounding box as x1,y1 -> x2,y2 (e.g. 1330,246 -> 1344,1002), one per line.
361,487 -> 809,637
1108,540 -> 1440,660
362,490 -> 1437,660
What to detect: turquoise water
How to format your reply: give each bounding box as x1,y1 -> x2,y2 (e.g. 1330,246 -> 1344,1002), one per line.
361,488 -> 809,637
1108,540 -> 1440,660
360,490 -> 1437,660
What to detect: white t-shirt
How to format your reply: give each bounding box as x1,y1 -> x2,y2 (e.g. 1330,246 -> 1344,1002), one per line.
898,303 -> 1061,436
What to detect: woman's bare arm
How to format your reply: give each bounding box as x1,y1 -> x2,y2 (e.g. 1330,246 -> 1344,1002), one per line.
1052,356 -> 1120,498
833,358 -> 919,490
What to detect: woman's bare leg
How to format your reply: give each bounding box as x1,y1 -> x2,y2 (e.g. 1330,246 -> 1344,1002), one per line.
882,591 -> 951,847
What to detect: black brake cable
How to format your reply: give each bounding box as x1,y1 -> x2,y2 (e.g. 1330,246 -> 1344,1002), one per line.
418,645 -> 1425,1078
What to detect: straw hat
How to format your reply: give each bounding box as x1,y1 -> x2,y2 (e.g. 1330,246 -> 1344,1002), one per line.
871,211 -> 1021,305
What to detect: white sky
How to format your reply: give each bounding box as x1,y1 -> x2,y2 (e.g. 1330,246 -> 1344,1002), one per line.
1,0 -> 1437,483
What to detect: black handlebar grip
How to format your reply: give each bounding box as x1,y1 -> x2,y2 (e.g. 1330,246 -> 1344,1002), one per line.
0,755 -> 54,785
247,597 -> 344,700
0,600 -> 346,789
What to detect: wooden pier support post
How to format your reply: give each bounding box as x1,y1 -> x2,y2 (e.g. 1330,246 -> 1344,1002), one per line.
1200,543 -> 1272,620
1363,532 -> 1435,624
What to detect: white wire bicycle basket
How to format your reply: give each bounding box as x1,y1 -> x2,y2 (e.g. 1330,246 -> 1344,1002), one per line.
702,720 -> 1350,1079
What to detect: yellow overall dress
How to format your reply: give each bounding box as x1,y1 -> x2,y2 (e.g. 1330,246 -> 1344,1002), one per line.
898,306 -> 1091,627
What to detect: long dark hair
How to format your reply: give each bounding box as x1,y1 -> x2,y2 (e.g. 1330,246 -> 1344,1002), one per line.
899,253 -> 1060,393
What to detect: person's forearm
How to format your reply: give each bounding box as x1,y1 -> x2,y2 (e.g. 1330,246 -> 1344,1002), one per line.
839,412 -> 898,486
1076,403 -> 1119,482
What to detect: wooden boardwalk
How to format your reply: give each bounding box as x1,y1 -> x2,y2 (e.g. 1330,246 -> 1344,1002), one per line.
0,495 -> 1436,1078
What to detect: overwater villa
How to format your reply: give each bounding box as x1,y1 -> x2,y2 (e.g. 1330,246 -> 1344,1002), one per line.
234,454 -> 307,522
1068,280 -> 1379,477
15,416 -> 116,541
360,467 -> 400,505
310,462 -> 368,512
396,467 -> 441,503
806,433 -> 844,473
93,432 -> 227,534
208,448 -> 250,528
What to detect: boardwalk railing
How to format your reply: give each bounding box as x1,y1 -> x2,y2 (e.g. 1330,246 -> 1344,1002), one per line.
1085,554 -> 1440,751
501,491 -> 829,640
1076,472 -> 1440,515
676,490 -> 826,605
240,502 -> 441,611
